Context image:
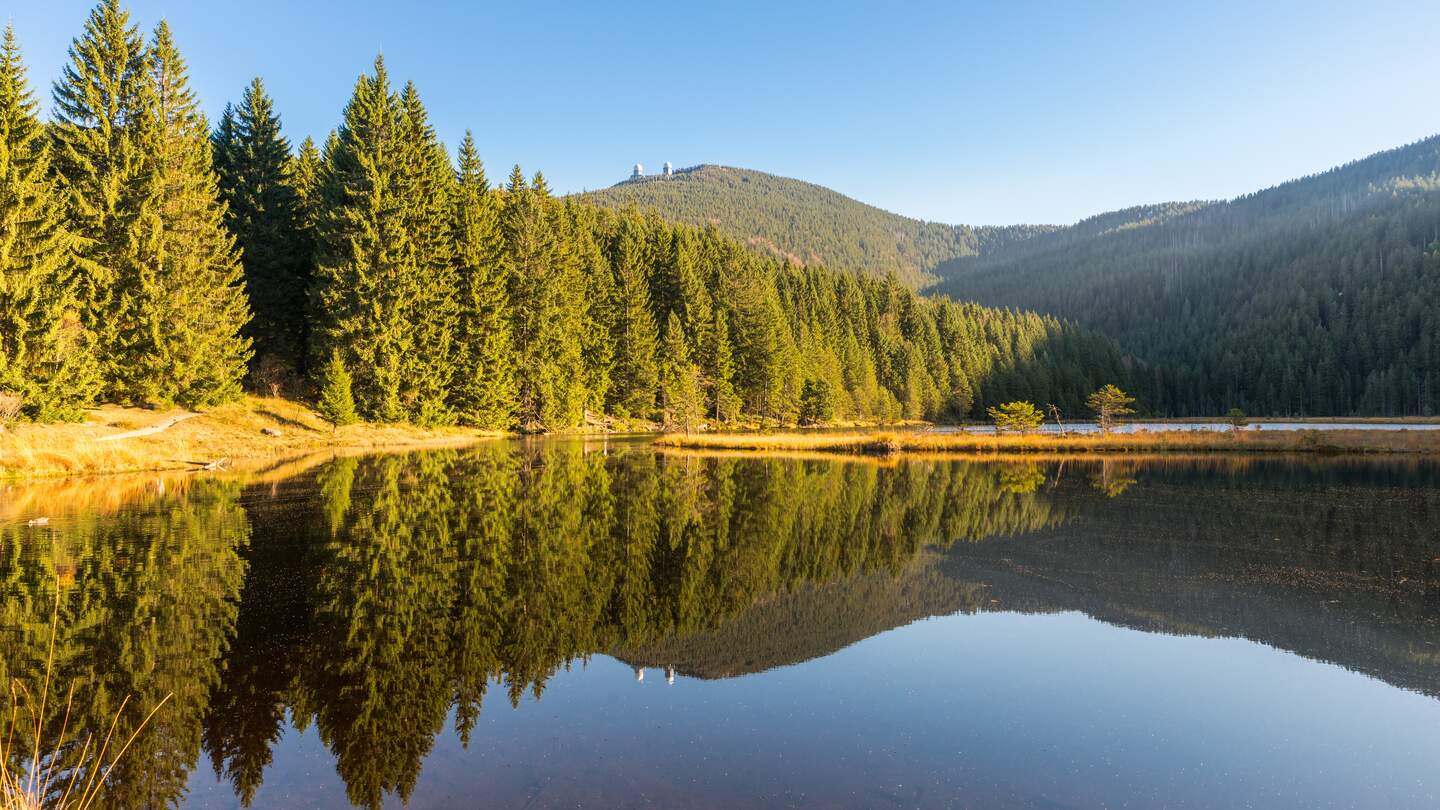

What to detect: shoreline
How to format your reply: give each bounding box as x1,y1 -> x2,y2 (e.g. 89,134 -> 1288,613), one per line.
0,396 -> 502,480
7,400 -> 1440,481
652,429 -> 1440,456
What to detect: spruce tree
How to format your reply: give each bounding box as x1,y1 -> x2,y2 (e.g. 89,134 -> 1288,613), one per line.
49,0 -> 153,393
609,215 -> 659,418
311,57 -> 434,423
569,200 -> 616,415
395,81 -> 458,425
289,135 -> 323,222
135,21 -> 251,406
659,311 -> 703,432
316,350 -> 358,428
213,76 -> 308,388
0,25 -> 100,420
709,308 -> 741,423
501,165 -> 586,429
449,131 -> 516,428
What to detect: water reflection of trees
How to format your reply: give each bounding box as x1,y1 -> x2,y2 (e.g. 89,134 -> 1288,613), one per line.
0,446 -> 1080,808
0,478 -> 249,808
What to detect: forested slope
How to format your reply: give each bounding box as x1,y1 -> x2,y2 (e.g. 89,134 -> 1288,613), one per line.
580,165 -> 1048,287
932,136 -> 1440,416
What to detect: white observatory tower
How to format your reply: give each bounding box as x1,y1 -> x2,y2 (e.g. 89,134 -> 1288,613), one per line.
632,162 -> 644,179
663,162 -> 673,176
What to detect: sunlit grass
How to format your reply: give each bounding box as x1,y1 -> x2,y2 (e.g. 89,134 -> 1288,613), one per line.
0,396 -> 497,479
654,428 -> 1440,455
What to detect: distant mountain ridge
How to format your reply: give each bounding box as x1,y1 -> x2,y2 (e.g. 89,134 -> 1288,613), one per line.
932,134 -> 1440,415
579,137 -> 1440,416
579,164 -> 1050,287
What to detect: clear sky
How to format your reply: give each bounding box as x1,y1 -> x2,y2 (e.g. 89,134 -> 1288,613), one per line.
11,0 -> 1440,226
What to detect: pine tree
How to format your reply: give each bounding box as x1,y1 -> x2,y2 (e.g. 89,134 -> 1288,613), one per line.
49,0 -> 153,392
316,350 -> 357,428
0,24 -> 99,420
213,76 -> 308,388
134,20 -> 251,406
449,131 -> 516,428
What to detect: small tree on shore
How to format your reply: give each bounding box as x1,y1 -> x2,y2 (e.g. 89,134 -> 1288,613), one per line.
987,400 -> 1044,433
1226,408 -> 1248,432
316,352 -> 358,429
1087,385 -> 1136,433
798,378 -> 836,425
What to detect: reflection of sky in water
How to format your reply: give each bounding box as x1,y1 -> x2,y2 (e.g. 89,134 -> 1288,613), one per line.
189,611 -> 1440,809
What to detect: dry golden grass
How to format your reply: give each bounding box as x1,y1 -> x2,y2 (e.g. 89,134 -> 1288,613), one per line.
0,396 -> 500,480
654,428 -> 1440,456
2,594 -> 170,810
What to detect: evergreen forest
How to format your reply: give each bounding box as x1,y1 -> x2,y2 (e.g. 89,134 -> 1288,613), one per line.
0,2 -> 1124,430
931,137 -> 1440,416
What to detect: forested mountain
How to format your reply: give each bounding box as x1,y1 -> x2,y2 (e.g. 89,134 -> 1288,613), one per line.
0,5 -> 1125,428
580,165 -> 1049,287
931,136 -> 1440,416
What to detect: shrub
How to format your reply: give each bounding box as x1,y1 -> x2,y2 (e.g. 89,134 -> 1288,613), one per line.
986,400 -> 1044,432
1087,384 -> 1136,433
0,391 -> 22,427
1226,408 -> 1249,431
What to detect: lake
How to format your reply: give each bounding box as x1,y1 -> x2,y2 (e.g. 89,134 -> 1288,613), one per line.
3,441 -> 1439,808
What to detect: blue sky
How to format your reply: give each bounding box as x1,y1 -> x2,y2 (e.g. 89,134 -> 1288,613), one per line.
11,0 -> 1440,225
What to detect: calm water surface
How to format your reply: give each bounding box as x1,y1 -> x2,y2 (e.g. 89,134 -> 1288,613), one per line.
3,441 -> 1439,808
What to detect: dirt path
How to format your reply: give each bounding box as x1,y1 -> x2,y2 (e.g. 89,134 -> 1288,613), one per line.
95,412 -> 200,442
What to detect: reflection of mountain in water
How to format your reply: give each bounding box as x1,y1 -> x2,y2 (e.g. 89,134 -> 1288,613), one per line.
941,460 -> 1440,699
2,449 -> 1436,808
615,552 -> 990,679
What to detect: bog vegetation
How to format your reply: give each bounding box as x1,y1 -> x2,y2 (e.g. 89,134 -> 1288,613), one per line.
0,2 -> 1126,435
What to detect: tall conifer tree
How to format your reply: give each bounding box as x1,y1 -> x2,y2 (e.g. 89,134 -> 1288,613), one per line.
136,21 -> 251,405
0,25 -> 99,419
501,166 -> 585,428
609,215 -> 659,418
449,132 -> 516,428
213,77 -> 307,386
312,57 -> 439,422
395,81 -> 458,425
49,0 -> 153,392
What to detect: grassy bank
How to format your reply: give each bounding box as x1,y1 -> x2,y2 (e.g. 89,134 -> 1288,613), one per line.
653,428 -> 1440,456
0,396 -> 497,479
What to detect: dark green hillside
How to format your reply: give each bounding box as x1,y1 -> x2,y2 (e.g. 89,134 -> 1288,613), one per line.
931,135 -> 1440,416
580,164 -> 1047,287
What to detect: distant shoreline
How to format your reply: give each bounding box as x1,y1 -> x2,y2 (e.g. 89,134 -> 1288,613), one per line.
654,428 -> 1440,456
